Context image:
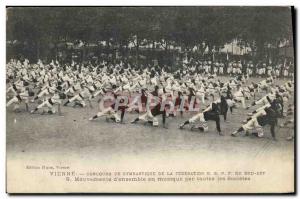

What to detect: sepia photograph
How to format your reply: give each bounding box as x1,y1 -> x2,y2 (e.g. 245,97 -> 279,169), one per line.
5,6 -> 295,193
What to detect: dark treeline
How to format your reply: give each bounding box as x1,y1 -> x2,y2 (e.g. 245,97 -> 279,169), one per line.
6,7 -> 293,65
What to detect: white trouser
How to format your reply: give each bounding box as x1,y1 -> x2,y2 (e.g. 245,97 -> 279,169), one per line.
242,118 -> 264,137
234,96 -> 246,108
70,94 -> 86,107
138,110 -> 158,126
219,67 -> 223,74
189,112 -> 205,123
93,89 -> 104,97
255,97 -> 269,106
94,107 -> 121,122
226,99 -> 235,107
37,100 -> 56,112
7,95 -> 28,107
7,96 -> 19,107
196,91 -> 205,104
38,89 -> 50,98
6,87 -> 17,95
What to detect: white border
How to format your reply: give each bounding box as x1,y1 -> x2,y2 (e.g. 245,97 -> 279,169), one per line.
0,1 -> 299,198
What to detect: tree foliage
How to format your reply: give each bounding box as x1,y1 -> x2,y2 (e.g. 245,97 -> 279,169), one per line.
6,6 -> 293,62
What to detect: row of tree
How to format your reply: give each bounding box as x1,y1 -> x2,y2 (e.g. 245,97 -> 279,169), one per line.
6,7 -> 294,64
